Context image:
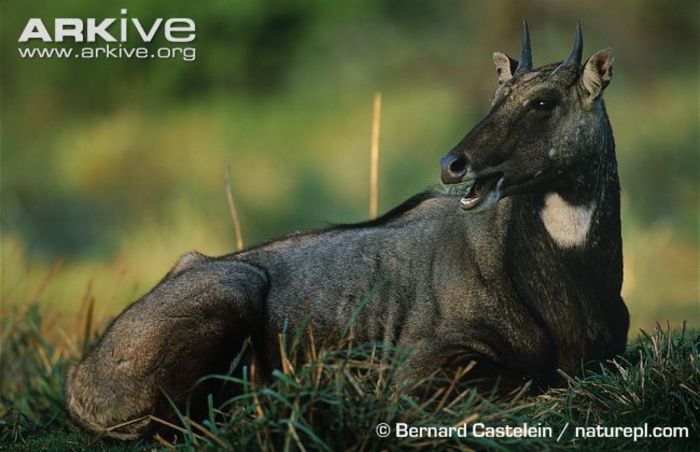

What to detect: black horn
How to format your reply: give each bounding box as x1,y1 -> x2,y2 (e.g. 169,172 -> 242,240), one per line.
514,20 -> 532,75
556,21 -> 583,71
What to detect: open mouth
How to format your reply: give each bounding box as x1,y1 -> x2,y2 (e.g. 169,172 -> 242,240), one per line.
443,172 -> 504,211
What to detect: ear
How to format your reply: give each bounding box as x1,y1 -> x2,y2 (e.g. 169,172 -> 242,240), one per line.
580,49 -> 613,103
493,52 -> 518,83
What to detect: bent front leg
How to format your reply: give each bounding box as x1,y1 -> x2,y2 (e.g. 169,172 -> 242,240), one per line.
65,257 -> 269,440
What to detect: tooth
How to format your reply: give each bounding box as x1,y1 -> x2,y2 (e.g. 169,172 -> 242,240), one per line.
460,196 -> 478,210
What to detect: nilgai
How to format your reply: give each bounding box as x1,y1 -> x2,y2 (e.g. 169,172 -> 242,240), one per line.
66,21 -> 629,439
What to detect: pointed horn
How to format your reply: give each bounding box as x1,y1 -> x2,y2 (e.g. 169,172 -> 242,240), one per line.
559,21 -> 583,70
514,20 -> 532,75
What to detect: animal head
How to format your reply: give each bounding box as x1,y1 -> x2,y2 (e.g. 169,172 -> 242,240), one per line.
441,21 -> 614,211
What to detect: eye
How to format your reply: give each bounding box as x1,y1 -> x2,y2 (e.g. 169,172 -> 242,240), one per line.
532,97 -> 557,111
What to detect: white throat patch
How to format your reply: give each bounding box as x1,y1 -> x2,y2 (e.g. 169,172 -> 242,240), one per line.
540,193 -> 595,248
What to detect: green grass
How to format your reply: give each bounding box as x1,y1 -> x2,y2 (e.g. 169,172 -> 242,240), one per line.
1,305 -> 698,451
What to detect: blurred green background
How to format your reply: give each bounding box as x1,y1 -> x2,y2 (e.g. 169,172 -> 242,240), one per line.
1,0 -> 698,335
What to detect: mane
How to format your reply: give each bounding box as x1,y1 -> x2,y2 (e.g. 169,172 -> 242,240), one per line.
230,190 -> 443,256
330,190 -> 441,231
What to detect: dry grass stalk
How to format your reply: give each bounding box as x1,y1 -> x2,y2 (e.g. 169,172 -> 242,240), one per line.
369,92 -> 382,219
225,165 -> 245,251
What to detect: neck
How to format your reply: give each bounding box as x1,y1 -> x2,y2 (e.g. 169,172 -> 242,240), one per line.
504,114 -> 628,377
538,104 -> 621,253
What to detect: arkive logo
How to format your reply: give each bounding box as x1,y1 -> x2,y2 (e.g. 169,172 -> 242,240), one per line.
16,9 -> 197,62
18,9 -> 195,43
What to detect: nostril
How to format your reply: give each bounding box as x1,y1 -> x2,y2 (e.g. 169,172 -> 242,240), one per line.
449,155 -> 468,175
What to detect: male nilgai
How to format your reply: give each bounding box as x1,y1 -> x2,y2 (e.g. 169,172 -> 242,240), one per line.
66,22 -> 629,439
